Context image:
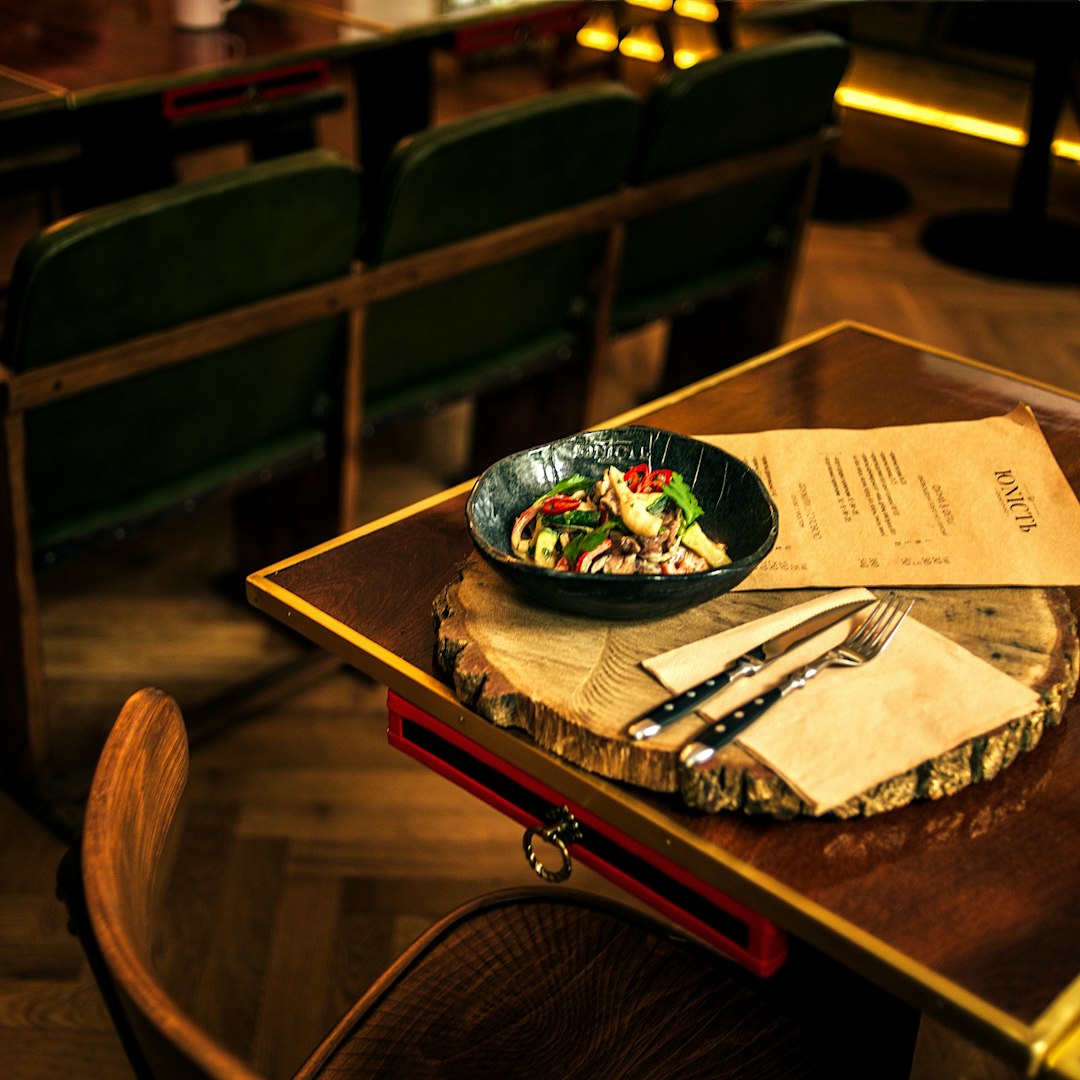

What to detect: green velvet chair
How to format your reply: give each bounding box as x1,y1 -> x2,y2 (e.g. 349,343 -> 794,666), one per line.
0,149 -> 360,811
359,83 -> 641,474
614,31 -> 850,392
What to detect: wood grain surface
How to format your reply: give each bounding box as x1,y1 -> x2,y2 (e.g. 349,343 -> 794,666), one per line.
435,555 -> 1079,817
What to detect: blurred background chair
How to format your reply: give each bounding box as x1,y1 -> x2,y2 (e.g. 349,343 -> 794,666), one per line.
0,101 -> 82,230
733,2 -> 912,225
610,31 -> 850,393
63,62 -> 348,215
0,150 -> 361,824
57,686 -> 840,1080
357,83 -> 640,477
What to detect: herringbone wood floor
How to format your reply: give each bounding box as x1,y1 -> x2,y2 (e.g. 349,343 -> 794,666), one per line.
2,33 -> 1079,1080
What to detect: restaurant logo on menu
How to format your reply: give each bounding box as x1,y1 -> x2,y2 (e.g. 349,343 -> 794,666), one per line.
994,470 -> 1038,532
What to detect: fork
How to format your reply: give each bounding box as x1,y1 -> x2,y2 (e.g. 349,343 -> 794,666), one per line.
678,591 -> 916,769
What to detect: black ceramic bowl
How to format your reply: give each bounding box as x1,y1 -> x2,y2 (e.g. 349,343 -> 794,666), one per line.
466,426 -> 779,619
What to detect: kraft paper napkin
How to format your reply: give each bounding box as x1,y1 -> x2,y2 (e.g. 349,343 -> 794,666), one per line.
642,588 -> 1042,814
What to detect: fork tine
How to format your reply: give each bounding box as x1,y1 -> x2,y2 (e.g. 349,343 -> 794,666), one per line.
865,596 -> 915,654
847,591 -> 898,647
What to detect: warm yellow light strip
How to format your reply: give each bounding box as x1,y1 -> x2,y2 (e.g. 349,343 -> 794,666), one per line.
836,87 -> 1023,143
836,86 -> 1080,162
620,24 -> 665,63
671,22 -> 720,69
625,0 -> 672,10
1051,139 -> 1080,163
673,0 -> 720,22
575,13 -> 619,52
673,45 -> 717,69
571,38 -> 1080,155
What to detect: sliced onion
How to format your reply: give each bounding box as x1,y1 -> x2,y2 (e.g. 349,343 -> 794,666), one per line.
511,506 -> 537,557
577,538 -> 611,573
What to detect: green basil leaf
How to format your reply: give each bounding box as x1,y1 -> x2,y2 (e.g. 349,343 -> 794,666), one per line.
663,471 -> 703,528
564,519 -> 620,567
537,474 -> 592,503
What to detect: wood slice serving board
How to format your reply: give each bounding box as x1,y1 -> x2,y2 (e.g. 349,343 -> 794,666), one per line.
434,556 -> 1079,818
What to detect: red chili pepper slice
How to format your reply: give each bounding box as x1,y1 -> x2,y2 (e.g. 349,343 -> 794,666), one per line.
623,463 -> 650,492
641,468 -> 673,493
541,495 -> 581,514
576,538 -> 612,573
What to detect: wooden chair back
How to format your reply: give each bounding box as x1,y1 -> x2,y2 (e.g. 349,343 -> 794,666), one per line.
59,687 -> 261,1080
613,31 -> 850,385
61,688 -> 838,1080
359,83 -> 640,467
620,31 -> 849,313
2,149 -> 360,559
0,151 -> 360,800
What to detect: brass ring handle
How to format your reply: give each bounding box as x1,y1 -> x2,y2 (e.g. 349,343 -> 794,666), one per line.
522,807 -> 582,883
523,824 -> 572,882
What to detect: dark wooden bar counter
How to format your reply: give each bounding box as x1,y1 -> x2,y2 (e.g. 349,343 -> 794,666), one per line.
249,323 -> 1080,1075
0,0 -> 359,97
0,0 -> 361,207
0,0 -> 581,205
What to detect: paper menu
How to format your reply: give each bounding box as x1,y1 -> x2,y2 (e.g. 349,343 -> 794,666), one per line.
705,404 -> 1080,588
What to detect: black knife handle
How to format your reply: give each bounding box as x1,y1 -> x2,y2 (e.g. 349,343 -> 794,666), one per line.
678,685 -> 787,767
626,660 -> 756,740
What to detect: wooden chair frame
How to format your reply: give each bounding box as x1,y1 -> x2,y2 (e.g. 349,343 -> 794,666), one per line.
0,126 -> 835,822
59,688 -> 846,1080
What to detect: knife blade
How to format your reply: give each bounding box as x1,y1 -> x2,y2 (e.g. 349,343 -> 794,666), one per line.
625,597 -> 873,740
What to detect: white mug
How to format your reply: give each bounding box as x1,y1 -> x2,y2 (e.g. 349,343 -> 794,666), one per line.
174,0 -> 242,30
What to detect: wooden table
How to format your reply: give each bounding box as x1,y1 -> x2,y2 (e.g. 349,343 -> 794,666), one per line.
247,322 -> 1080,1077
0,0 -> 359,208
0,0 -> 353,95
0,71 -> 61,110
0,0 -> 584,209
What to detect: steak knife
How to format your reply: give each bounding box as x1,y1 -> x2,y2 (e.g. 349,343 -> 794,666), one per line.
625,597 -> 872,740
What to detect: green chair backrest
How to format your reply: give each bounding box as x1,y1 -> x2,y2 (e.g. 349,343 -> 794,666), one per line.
361,84 -> 641,422
2,150 -> 361,554
615,32 -> 850,324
